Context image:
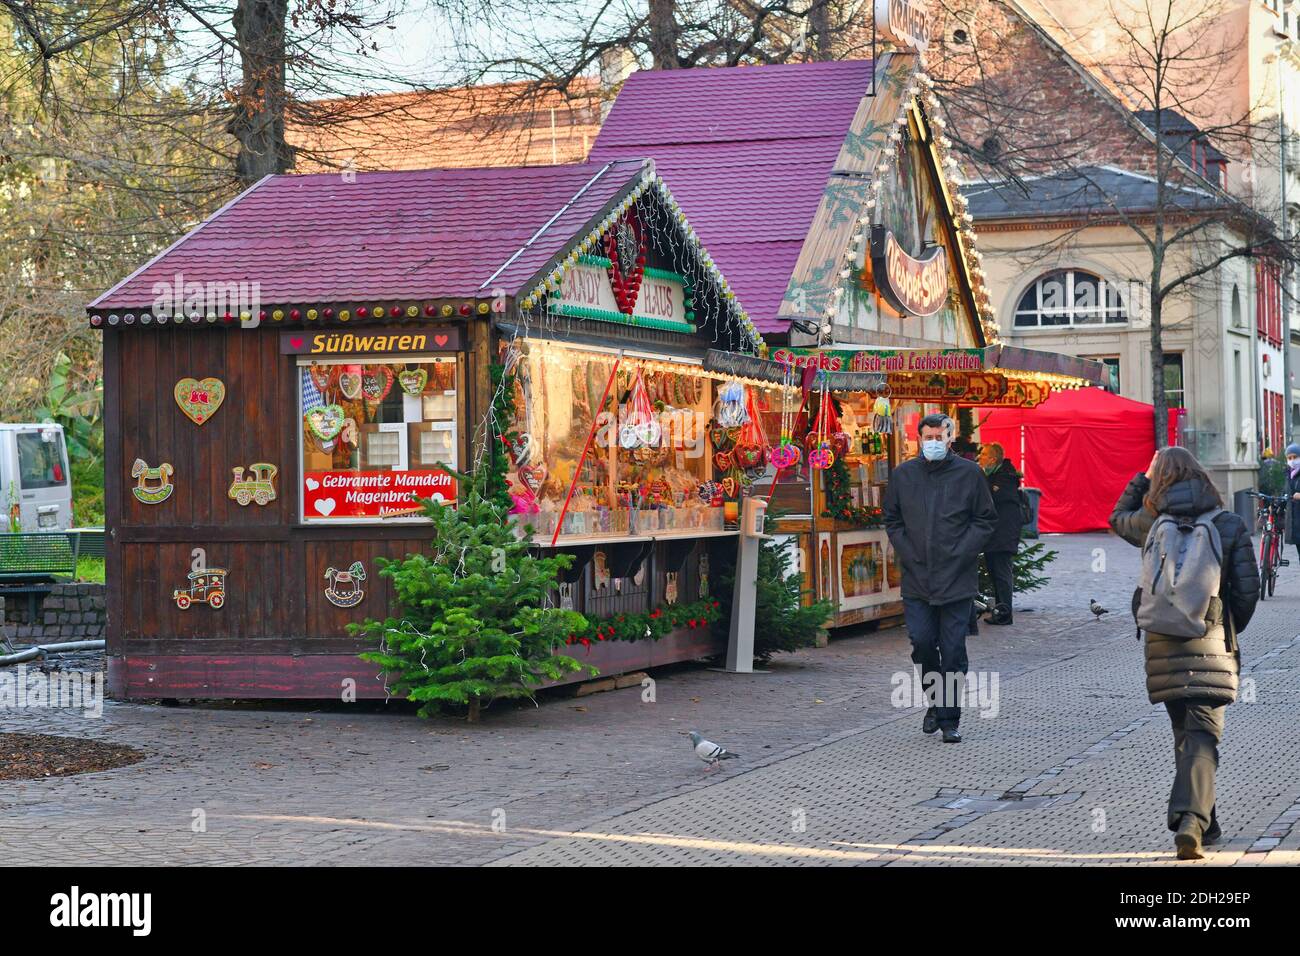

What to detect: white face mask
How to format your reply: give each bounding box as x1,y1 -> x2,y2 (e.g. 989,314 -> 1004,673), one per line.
921,439 -> 948,461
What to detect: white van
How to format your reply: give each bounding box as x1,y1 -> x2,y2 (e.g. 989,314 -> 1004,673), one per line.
0,424 -> 74,531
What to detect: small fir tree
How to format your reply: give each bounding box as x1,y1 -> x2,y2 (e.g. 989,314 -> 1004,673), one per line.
979,541 -> 1057,598
712,510 -> 832,662
356,478 -> 590,721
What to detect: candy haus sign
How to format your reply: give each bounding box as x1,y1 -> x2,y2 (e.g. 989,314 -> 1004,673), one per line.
869,227 -> 949,317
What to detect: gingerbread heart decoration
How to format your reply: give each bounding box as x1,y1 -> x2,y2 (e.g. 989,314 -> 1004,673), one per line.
518,463 -> 547,494
307,365 -> 335,392
338,366 -> 363,400
505,432 -> 533,467
174,378 -> 226,425
398,368 -> 427,395
362,365 -> 394,403
604,210 -> 647,315
306,404 -> 346,442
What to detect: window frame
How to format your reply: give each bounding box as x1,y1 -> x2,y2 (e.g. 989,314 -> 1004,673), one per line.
1013,269 -> 1128,328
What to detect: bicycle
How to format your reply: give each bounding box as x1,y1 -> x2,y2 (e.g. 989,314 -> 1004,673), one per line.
1249,492 -> 1291,599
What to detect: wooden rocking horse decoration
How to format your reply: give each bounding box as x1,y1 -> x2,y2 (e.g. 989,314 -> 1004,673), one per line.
324,561 -> 366,608
131,458 -> 174,504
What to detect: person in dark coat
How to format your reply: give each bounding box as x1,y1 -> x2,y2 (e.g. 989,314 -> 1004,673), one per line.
883,413 -> 997,743
978,442 -> 1022,625
1109,446 -> 1258,860
1285,443 -> 1300,564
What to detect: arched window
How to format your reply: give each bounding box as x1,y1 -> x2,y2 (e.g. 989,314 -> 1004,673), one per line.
1013,269 -> 1127,327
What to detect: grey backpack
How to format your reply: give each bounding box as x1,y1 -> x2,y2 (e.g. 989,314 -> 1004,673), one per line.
1136,508 -> 1223,638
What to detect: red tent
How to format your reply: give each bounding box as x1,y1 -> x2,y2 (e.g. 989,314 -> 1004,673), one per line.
977,388 -> 1158,533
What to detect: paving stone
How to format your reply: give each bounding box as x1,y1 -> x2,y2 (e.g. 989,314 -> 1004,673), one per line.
1,533 -> 1297,866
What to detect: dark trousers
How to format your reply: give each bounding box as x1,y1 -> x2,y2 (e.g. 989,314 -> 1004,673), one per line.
985,550 -> 1014,619
903,597 -> 972,729
1164,699 -> 1225,833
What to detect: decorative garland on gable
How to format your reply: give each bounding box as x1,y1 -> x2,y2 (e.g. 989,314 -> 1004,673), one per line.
517,168 -> 766,355
811,65 -> 1001,348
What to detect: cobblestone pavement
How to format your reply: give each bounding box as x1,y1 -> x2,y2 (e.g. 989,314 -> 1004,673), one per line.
2,533 -> 1298,866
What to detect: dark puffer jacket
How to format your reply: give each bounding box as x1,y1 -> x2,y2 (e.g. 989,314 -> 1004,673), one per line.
1109,474 -> 1259,705
984,458 -> 1023,553
883,450 -> 996,605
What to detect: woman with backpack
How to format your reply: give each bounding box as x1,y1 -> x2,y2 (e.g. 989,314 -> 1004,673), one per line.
1109,446 -> 1259,860
978,442 -> 1022,625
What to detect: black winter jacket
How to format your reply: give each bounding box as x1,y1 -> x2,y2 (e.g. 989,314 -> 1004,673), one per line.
883,450 -> 996,605
984,459 -> 1023,553
1108,474 -> 1259,705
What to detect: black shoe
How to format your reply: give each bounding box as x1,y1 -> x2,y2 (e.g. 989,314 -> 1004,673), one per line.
922,708 -> 939,735
1175,814 -> 1204,860
941,727 -> 962,743
1203,821 -> 1222,846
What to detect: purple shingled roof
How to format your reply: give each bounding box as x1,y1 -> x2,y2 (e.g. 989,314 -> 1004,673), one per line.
90,159 -> 649,309
590,60 -> 873,334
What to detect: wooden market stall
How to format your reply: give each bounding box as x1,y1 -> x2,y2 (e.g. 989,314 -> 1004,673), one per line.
88,158 -> 773,699
587,50 -> 1114,631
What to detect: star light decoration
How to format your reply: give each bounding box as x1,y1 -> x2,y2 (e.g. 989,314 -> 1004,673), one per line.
516,168 -> 766,356
824,69 -> 1002,347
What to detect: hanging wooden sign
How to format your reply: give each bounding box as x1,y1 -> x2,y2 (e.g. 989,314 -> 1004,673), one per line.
875,0 -> 930,53
131,459 -> 174,504
870,226 -> 949,317
956,380 -> 1053,408
324,561 -> 367,607
174,377 -> 226,425
228,463 -> 278,506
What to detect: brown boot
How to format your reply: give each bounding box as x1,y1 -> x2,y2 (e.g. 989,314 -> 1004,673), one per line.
1175,814 -> 1204,860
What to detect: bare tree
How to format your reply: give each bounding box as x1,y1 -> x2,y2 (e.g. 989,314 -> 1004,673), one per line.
928,0 -> 1296,450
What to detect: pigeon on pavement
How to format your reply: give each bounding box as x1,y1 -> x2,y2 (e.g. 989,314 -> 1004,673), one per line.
1089,599 -> 1110,620
688,731 -> 738,770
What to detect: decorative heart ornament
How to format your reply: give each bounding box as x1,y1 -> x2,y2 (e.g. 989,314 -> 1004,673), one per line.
398,368 -> 428,395
518,463 -> 547,494
174,377 -> 226,425
362,365 -> 394,403
604,210 -> 647,315
505,433 -> 533,467
713,450 -> 732,471
306,404 -> 346,442
338,366 -> 363,399
308,365 -> 335,392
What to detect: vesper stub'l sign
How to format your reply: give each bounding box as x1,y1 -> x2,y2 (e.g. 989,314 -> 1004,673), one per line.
869,226 -> 949,317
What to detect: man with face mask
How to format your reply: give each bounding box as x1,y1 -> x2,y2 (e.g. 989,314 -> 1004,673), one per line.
883,413 -> 997,742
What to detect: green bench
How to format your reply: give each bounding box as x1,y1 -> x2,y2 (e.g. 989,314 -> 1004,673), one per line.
0,531 -> 81,624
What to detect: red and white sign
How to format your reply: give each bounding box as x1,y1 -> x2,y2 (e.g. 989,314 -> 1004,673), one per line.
303,470 -> 456,519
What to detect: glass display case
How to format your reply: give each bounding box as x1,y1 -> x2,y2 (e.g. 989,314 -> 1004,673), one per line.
508,340 -> 726,541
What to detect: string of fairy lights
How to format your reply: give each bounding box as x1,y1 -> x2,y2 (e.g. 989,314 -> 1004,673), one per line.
820,67 -> 1002,348
517,165 -> 767,357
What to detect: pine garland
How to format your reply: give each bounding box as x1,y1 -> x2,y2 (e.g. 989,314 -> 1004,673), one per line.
820,457 -> 885,527
565,598 -> 723,649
